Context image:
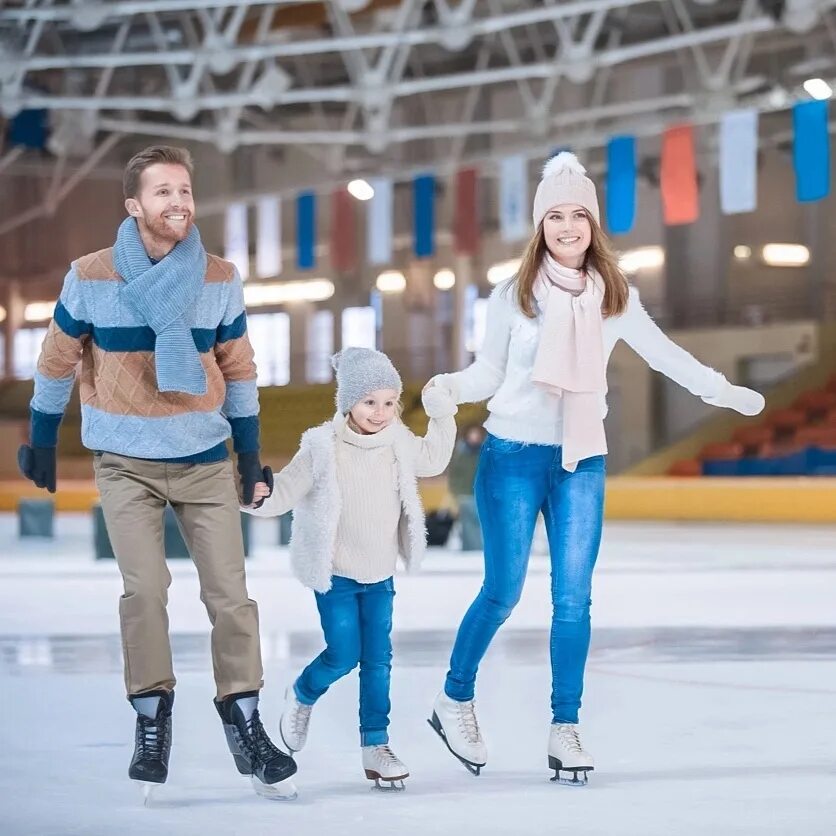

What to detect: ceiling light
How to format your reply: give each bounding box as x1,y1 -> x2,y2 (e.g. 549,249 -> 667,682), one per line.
24,302 -> 55,322
761,244 -> 810,267
734,245 -> 752,260
433,269 -> 456,290
802,77 -> 833,100
376,270 -> 406,293
487,259 -> 521,285
618,246 -> 665,273
347,179 -> 375,201
243,279 -> 335,306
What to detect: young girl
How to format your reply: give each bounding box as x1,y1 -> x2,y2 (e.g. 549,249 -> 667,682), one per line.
424,152 -> 765,784
244,347 -> 457,790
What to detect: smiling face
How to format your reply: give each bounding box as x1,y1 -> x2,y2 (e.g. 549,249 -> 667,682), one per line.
125,163 -> 195,259
542,203 -> 592,270
348,388 -> 400,434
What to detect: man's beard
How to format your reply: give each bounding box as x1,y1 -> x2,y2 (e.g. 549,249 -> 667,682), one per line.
143,212 -> 193,245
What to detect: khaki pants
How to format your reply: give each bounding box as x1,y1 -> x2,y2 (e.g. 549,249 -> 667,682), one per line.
94,453 -> 263,699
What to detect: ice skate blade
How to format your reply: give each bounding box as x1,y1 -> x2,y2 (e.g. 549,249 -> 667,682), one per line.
365,769 -> 408,791
548,758 -> 593,787
251,775 -> 298,801
426,713 -> 484,776
134,781 -> 160,806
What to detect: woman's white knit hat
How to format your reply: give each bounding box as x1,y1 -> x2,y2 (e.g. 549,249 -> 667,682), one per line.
532,151 -> 600,229
332,347 -> 403,414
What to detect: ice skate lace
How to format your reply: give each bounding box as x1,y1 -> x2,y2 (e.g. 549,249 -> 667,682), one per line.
136,714 -> 169,760
372,745 -> 401,767
554,724 -> 582,754
291,701 -> 312,737
456,701 -> 482,744
243,709 -> 282,765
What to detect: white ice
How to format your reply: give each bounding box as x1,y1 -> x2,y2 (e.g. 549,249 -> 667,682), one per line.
1,515 -> 835,836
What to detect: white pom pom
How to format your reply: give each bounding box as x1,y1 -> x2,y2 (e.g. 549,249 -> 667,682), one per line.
541,151 -> 587,180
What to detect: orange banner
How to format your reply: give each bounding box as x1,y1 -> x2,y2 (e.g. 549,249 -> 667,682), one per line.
661,125 -> 699,226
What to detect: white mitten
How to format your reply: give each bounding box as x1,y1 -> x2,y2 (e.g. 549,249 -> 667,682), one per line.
423,374 -> 460,402
701,380 -> 765,416
422,384 -> 458,419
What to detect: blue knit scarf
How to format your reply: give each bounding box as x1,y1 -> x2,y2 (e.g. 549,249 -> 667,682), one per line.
113,217 -> 208,395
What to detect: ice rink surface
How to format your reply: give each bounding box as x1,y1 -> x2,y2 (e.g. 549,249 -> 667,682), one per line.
1,515 -> 835,836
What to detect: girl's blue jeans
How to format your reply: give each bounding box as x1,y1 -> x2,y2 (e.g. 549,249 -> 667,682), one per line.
295,575 -> 395,746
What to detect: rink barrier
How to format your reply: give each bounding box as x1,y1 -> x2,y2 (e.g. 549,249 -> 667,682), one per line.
3,476 -> 836,522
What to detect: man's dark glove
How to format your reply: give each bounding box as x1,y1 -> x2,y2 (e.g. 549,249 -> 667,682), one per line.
18,444 -> 57,493
236,451 -> 273,508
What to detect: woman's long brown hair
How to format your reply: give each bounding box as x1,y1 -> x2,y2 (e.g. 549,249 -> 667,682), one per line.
511,212 -> 630,319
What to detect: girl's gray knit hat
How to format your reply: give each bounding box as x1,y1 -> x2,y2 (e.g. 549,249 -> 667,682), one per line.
332,347 -> 403,414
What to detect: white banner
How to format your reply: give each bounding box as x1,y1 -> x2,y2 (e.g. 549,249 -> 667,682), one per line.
499,154 -> 529,242
256,196 -> 281,278
224,202 -> 250,280
367,177 -> 393,266
719,109 -> 758,215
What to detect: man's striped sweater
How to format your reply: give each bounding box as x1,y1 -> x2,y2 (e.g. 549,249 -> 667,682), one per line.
30,246 -> 260,463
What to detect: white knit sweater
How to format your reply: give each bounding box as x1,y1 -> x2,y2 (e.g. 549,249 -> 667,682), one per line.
246,408 -> 456,587
434,282 -> 727,447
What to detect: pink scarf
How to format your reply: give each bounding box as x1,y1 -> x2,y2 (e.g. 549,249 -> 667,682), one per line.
530,254 -> 608,472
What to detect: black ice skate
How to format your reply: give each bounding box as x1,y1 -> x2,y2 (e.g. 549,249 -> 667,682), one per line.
215,691 -> 298,801
128,689 -> 173,804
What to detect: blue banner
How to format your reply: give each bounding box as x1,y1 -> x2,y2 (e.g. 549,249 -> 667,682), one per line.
793,100 -> 830,202
413,174 -> 435,258
296,191 -> 316,270
606,136 -> 636,235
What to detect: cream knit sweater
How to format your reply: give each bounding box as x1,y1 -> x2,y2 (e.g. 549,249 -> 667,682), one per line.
249,411 -> 456,584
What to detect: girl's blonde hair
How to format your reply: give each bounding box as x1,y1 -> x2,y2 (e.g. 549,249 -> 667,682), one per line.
511,212 -> 629,319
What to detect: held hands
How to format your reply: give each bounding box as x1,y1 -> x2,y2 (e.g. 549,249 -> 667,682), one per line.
701,381 -> 765,416
421,381 -> 458,419
236,451 -> 274,509
18,444 -> 57,493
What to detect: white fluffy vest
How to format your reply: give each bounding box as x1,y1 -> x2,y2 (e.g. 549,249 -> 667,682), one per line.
288,416 -> 426,593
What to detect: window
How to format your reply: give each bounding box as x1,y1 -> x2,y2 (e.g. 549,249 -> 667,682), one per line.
306,310 -> 334,383
14,327 -> 48,379
248,313 -> 289,386
341,306 -> 377,350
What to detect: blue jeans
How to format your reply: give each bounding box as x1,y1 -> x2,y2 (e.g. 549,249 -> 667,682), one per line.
444,434 -> 605,724
294,575 -> 395,746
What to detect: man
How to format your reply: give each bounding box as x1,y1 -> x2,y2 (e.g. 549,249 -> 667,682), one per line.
447,424 -> 486,551
18,145 -> 296,800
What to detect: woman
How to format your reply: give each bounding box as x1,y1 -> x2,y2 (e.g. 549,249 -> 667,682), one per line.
425,152 -> 764,784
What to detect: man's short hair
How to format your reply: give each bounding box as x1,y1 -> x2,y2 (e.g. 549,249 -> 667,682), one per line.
123,145 -> 194,199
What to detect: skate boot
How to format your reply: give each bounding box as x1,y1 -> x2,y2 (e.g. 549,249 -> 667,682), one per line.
128,689 -> 173,805
215,691 -> 298,800
279,686 -> 312,754
362,744 -> 409,791
427,690 -> 487,775
548,723 -> 594,786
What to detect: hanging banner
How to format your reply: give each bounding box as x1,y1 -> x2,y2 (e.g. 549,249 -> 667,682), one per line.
367,177 -> 393,266
330,187 -> 357,273
719,109 -> 758,215
224,202 -> 249,279
499,154 -> 528,241
256,196 -> 281,278
606,136 -> 636,235
661,125 -> 699,226
454,167 -> 479,255
296,191 -> 316,270
793,99 -> 830,202
413,173 -> 435,258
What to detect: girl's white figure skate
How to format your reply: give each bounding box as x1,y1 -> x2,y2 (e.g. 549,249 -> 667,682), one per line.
427,691 -> 487,775
548,723 -> 594,786
279,686 -> 312,754
362,745 -> 409,791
